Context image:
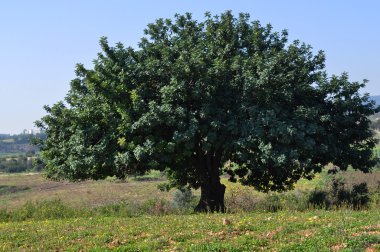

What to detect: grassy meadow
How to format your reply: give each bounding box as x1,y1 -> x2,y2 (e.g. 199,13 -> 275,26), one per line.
0,172 -> 171,210
1,209 -> 379,251
0,169 -> 380,251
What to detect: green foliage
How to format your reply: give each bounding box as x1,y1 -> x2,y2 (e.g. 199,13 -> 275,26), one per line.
0,156 -> 29,173
2,199 -> 83,222
351,183 -> 370,209
172,188 -> 196,209
36,12 -> 379,210
308,177 -> 371,209
308,189 -> 329,208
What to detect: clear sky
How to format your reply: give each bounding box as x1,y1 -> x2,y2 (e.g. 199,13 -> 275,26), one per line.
1,1 -> 379,134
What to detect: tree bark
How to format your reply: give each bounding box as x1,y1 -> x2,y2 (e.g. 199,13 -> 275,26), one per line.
194,178 -> 226,213
194,152 -> 226,213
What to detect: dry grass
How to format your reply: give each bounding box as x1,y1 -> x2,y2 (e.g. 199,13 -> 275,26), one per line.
340,170 -> 380,189
1,168 -> 379,211
0,173 -> 173,209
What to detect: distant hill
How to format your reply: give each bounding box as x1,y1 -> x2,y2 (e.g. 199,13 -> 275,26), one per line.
0,133 -> 43,154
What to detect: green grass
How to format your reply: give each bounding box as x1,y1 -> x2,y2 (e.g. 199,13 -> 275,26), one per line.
1,171 -> 379,251
0,210 -> 379,251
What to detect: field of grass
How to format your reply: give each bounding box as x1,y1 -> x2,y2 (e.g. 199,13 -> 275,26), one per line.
1,171 -> 380,251
0,171 -> 332,211
1,168 -> 379,211
0,173 -> 172,210
1,210 -> 379,251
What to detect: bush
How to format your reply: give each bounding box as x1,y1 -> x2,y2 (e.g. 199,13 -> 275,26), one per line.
261,194 -> 282,212
0,208 -> 10,222
351,182 -> 370,209
307,177 -> 371,210
308,189 -> 329,208
281,189 -> 310,211
225,186 -> 261,213
10,199 -> 84,221
172,188 -> 196,210
139,198 -> 173,215
95,202 -> 135,217
370,181 -> 380,206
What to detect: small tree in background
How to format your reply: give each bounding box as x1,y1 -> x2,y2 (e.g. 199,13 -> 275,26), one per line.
36,11 -> 379,212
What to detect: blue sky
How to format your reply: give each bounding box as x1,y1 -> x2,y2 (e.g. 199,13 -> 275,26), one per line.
1,0 -> 379,134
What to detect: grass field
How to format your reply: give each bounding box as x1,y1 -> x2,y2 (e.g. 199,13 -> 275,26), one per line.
1,210 -> 379,251
0,173 -> 172,210
1,171 -> 380,251
1,169 -> 380,210
0,171 -> 333,211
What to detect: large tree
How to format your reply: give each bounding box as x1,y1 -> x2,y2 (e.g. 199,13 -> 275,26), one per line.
36,12 -> 379,212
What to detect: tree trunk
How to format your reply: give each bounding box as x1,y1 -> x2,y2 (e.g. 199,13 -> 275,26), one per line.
194,152 -> 226,213
194,179 -> 226,213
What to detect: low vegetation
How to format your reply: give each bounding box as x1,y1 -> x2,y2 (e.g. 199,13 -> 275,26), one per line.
1,210 -> 379,251
1,169 -> 380,218
0,169 -> 379,251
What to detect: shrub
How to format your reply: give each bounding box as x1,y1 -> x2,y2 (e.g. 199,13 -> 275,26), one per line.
0,208 -> 10,222
225,186 -> 261,213
281,189 -> 310,211
308,189 -> 329,208
11,199 -> 84,221
172,188 -> 196,210
139,198 -> 172,215
307,177 -> 371,210
370,181 -> 380,207
260,194 -> 282,212
329,177 -> 351,207
351,182 -> 370,209
95,202 -> 136,217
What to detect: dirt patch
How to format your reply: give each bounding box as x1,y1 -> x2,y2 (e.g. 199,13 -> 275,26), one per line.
331,243 -> 347,251
362,224 -> 380,231
352,231 -> 380,237
352,224 -> 380,237
365,244 -> 380,252
296,229 -> 316,239
262,227 -> 283,239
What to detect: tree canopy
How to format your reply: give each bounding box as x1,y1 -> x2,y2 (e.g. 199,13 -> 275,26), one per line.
36,11 -> 379,212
